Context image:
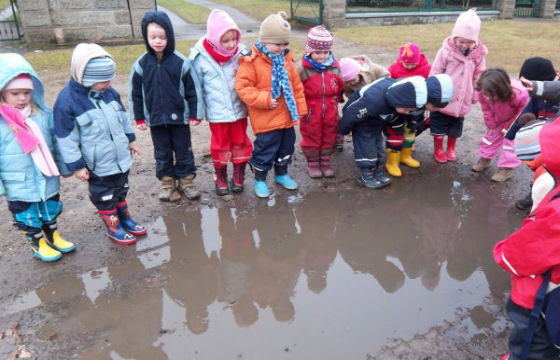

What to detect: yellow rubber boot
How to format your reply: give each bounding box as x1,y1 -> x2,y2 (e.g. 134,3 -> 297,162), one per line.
30,235 -> 62,262
385,149 -> 402,177
51,230 -> 76,253
400,147 -> 420,168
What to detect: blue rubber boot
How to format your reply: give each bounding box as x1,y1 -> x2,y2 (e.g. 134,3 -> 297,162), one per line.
117,201 -> 147,236
274,165 -> 298,190
98,209 -> 137,245
254,180 -> 270,198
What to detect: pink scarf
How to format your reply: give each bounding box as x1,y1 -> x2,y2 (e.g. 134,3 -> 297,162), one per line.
0,105 -> 59,177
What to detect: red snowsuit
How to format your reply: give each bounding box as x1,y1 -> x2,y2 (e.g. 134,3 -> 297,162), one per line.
297,57 -> 344,159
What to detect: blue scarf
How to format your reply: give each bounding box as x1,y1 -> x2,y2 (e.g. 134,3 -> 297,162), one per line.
304,54 -> 335,73
256,40 -> 300,122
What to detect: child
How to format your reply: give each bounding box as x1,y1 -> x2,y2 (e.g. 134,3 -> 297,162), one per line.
297,25 -> 344,178
429,8 -> 487,163
385,42 -> 432,177
235,11 -> 307,198
129,11 -> 203,201
472,68 -> 529,182
54,43 -> 146,245
493,118 -> 560,360
0,53 -> 74,262
338,76 -> 427,189
189,9 -> 252,195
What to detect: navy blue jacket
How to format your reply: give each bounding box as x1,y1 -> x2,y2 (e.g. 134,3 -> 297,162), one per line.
128,11 -> 202,127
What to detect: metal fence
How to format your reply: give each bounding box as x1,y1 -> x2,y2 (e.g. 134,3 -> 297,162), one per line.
290,0 -> 323,25
513,0 -> 541,16
0,0 -> 21,41
347,0 -> 496,12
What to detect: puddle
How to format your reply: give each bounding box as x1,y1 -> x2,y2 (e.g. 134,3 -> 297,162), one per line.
0,169 -> 522,359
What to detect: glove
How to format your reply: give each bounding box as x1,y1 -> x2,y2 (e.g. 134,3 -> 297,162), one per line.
190,118 -> 202,126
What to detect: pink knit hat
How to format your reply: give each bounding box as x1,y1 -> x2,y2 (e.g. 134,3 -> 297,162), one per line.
205,9 -> 241,57
398,43 -> 421,64
305,25 -> 333,56
339,57 -> 361,81
452,8 -> 481,43
4,74 -> 33,90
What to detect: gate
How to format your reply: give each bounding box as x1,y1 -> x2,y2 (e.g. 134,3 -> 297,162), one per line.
514,0 -> 541,16
0,0 -> 22,41
290,0 -> 323,25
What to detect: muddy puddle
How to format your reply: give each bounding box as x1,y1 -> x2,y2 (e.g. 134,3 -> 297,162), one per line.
1,166 -> 524,359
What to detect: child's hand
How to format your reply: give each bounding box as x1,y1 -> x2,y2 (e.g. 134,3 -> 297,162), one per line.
129,142 -> 141,156
520,77 -> 534,92
135,119 -> 147,131
270,98 -> 279,109
190,118 -> 202,126
75,168 -> 89,181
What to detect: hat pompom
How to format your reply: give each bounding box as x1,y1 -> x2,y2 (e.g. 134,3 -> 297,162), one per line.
398,43 -> 421,64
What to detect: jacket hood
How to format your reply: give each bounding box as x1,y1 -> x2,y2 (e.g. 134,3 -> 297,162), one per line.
540,119 -> 560,177
0,53 -> 48,112
205,9 -> 241,58
142,11 -> 175,57
451,8 -> 480,43
385,76 -> 427,109
70,43 -> 114,85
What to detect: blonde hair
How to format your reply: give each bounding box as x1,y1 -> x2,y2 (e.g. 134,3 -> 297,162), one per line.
0,90 -> 40,115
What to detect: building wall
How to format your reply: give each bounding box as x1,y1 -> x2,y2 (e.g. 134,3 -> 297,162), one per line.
18,0 -> 154,44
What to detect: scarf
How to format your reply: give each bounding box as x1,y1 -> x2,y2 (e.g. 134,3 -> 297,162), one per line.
0,105 -> 59,177
203,38 -> 235,64
304,54 -> 335,73
255,40 -> 300,122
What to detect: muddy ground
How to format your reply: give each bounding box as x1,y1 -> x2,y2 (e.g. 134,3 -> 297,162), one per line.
0,31 -> 533,359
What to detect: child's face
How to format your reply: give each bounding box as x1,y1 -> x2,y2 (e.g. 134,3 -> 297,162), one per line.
263,42 -> 288,56
395,107 -> 419,115
346,75 -> 360,86
2,89 -> 31,109
147,22 -> 168,57
401,62 -> 418,70
310,50 -> 330,63
220,30 -> 238,51
91,81 -> 111,93
453,37 -> 475,52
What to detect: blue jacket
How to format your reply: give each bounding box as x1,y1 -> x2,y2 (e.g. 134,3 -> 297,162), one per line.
0,53 -> 70,202
128,11 -> 202,126
54,78 -> 136,177
189,38 -> 247,123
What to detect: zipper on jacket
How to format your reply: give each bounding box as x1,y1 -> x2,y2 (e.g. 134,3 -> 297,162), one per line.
321,72 -> 326,119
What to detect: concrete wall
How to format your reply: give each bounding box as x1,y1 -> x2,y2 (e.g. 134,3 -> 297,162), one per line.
18,0 -> 154,44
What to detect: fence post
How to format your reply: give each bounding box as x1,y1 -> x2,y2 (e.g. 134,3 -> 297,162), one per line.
539,0 -> 556,18
496,0 -> 515,18
323,0 -> 346,28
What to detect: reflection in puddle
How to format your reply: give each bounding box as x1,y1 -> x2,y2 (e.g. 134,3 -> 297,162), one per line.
1,171 -> 522,359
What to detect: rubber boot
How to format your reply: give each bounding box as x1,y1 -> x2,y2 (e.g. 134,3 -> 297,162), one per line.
254,169 -> 269,198
214,165 -> 230,196
42,223 -> 75,253
117,201 -> 147,236
307,158 -> 322,178
374,166 -> 392,187
158,176 -> 176,202
178,174 -> 201,200
446,137 -> 457,161
98,209 -> 137,245
320,155 -> 335,178
274,164 -> 298,190
28,232 -> 62,262
433,135 -> 447,163
358,168 -> 383,189
385,149 -> 402,176
400,147 -> 420,168
231,162 -> 246,193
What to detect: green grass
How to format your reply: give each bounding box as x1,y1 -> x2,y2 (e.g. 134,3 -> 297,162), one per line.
333,19 -> 560,74
157,0 -> 210,24
211,0 -> 292,21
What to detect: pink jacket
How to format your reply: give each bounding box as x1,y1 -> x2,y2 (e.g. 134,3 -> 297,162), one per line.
430,36 -> 487,117
478,79 -> 529,132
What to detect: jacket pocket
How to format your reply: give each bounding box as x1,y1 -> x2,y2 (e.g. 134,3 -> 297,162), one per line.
84,144 -> 96,171
0,171 -> 26,181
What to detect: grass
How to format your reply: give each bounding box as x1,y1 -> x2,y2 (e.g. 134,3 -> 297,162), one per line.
333,19 -> 560,74
211,0 -> 292,20
157,0 -> 210,24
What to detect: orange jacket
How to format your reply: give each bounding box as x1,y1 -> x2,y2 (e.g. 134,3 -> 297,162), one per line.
235,45 -> 307,135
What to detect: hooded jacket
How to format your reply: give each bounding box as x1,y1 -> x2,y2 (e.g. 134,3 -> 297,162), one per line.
0,54 -> 70,202
342,55 -> 390,99
493,118 -> 560,310
388,53 -> 432,80
478,79 -> 529,131
54,43 -> 135,177
339,76 -> 427,135
128,11 -> 202,127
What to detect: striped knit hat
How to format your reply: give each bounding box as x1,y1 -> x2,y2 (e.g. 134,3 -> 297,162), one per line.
305,25 -> 333,56
82,56 -> 116,87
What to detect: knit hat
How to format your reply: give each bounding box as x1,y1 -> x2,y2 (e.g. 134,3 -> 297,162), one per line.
305,25 -> 333,56
385,76 -> 427,109
206,9 -> 241,57
259,11 -> 291,44
519,57 -> 557,81
339,57 -> 361,81
3,74 -> 34,90
398,43 -> 421,65
451,8 -> 481,43
82,56 -> 116,87
426,74 -> 453,108
514,116 -> 544,161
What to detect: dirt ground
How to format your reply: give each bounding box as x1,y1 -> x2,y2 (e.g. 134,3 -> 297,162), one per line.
0,32 -> 533,359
